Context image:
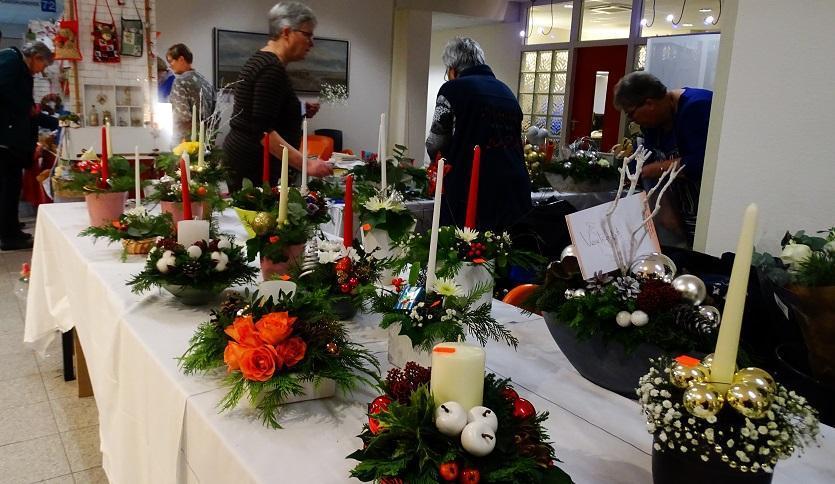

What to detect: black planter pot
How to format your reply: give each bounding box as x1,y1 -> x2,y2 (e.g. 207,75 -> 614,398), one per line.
543,311 -> 665,398
652,447 -> 774,484
774,343 -> 835,426
331,297 -> 358,320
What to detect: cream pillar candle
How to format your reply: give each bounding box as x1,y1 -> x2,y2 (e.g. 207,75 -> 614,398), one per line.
711,203 -> 758,390
191,104 -> 198,141
425,158 -> 445,291
177,220 -> 210,247
379,113 -> 387,193
105,121 -> 112,157
259,280 -> 297,302
197,121 -> 205,167
134,146 -> 141,209
301,118 -> 308,192
430,342 -> 486,411
277,146 -> 290,224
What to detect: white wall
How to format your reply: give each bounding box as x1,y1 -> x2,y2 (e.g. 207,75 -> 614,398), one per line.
695,0 -> 835,255
424,20 -> 523,164
156,0 -> 393,154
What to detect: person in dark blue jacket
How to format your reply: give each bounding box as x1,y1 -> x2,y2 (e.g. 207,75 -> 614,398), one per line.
0,42 -> 52,250
613,71 -> 713,247
426,37 -> 531,233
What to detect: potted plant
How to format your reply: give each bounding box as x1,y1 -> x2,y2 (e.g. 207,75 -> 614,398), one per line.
62,152 -> 135,226
348,144 -> 429,200
543,138 -> 619,193
78,208 -> 174,260
356,189 -> 416,282
179,289 -> 379,428
127,236 -> 258,305
145,169 -> 214,224
229,179 -> 280,239
155,145 -> 228,214
348,363 -> 573,483
639,356 -> 819,484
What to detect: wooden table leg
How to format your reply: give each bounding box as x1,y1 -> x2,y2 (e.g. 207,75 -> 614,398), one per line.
72,329 -> 94,398
62,331 -> 75,381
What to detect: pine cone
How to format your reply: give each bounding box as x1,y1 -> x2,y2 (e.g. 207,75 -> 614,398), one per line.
181,260 -> 202,279
219,293 -> 244,317
672,304 -> 717,336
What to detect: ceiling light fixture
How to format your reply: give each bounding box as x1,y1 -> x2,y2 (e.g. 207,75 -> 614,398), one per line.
519,29 -> 526,37
704,15 -> 714,24
682,23 -> 693,27
640,18 -> 648,26
666,13 -> 674,22
699,8 -> 712,13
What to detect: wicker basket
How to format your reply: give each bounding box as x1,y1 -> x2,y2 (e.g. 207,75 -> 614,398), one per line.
122,237 -> 157,255
51,176 -> 85,201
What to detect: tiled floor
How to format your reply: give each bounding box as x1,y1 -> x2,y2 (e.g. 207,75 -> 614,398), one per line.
0,217 -> 108,484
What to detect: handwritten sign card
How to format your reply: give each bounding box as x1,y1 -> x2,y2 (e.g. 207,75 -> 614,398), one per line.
565,193 -> 660,279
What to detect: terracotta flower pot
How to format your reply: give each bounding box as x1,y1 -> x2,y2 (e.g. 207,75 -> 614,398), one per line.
786,285 -> 835,387
85,191 -> 128,227
260,243 -> 306,281
160,201 -> 205,225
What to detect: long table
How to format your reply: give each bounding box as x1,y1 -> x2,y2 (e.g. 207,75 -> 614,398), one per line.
24,203 -> 835,483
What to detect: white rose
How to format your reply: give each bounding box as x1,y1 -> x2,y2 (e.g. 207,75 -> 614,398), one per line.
779,243 -> 812,269
597,159 -> 610,168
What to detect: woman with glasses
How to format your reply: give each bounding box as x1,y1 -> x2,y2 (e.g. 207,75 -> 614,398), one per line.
613,71 -> 713,247
223,1 -> 332,190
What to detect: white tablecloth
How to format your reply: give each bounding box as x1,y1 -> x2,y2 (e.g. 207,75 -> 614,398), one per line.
24,203 -> 835,483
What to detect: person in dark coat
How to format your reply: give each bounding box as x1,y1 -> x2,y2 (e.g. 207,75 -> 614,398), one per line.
0,41 -> 52,250
426,37 -> 531,233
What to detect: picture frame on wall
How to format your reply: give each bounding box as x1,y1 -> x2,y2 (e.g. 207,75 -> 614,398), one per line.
213,28 -> 349,94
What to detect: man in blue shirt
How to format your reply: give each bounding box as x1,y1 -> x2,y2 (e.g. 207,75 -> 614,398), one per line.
613,71 -> 713,247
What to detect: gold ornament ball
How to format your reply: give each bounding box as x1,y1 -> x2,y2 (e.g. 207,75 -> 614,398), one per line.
251,211 -> 275,236
701,353 -> 715,368
683,382 -> 725,419
733,367 -> 776,395
669,362 -> 711,389
726,381 -> 772,419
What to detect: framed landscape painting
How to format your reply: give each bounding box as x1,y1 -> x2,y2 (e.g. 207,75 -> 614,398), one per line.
213,28 -> 349,94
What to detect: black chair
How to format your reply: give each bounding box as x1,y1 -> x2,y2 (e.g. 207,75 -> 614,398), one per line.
315,129 -> 343,152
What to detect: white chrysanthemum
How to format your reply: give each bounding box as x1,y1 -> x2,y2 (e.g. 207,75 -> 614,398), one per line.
432,277 -> 463,297
124,206 -> 147,217
455,227 -> 479,242
159,175 -> 174,184
318,250 -> 342,265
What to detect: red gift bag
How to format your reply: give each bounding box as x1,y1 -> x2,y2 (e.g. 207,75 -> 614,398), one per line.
92,0 -> 121,63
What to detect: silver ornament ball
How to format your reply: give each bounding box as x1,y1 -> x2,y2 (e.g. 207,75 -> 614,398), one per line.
672,274 -> 707,305
560,245 -> 577,261
698,305 -> 721,327
630,252 -> 677,283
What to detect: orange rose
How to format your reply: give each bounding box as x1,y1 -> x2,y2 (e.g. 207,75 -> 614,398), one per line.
223,341 -> 247,371
275,336 -> 307,369
224,315 -> 262,347
239,345 -> 279,382
255,311 -> 297,345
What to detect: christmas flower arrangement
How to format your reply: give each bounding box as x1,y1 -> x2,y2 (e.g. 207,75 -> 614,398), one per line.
349,144 -> 429,200
144,171 -> 213,204
230,178 -> 281,212
543,139 -> 619,191
638,356 -> 819,477
179,289 -> 379,428
371,279 -> 517,352
754,227 -> 835,288
127,236 -> 258,303
156,149 -> 229,191
533,254 -> 721,354
348,363 -> 573,483
357,189 -> 416,244
61,154 -> 135,193
78,208 -> 174,260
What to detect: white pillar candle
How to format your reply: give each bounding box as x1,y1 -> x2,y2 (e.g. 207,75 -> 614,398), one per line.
711,203 -> 758,390
177,219 -> 210,246
197,121 -> 205,167
105,121 -> 112,157
301,118 -> 308,192
259,280 -> 297,302
430,342 -> 486,411
191,104 -> 198,141
379,113 -> 387,193
277,146 -> 290,224
134,146 -> 141,209
426,158 -> 445,291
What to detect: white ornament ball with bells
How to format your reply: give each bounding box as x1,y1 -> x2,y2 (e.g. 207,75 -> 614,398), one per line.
460,421 -> 496,457
155,250 -> 176,273
211,251 -> 229,272
467,406 -> 498,432
435,401 -> 468,437
630,310 -> 649,327
616,311 -> 632,327
217,237 -> 232,250
186,245 -> 202,259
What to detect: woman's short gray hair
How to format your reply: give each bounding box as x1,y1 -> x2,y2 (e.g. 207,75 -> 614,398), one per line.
21,41 -> 54,64
269,2 -> 317,38
442,37 -> 485,72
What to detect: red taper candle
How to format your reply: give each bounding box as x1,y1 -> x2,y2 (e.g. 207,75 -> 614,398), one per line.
179,156 -> 192,220
262,132 -> 270,185
100,126 -> 109,188
464,145 -> 481,229
343,175 -> 353,247
544,140 -> 555,163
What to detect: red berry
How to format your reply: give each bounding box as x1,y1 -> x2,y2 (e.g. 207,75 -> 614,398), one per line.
380,478 -> 403,484
340,283 -> 351,293
459,468 -> 480,484
439,461 -> 459,481
349,277 -> 359,287
501,387 -> 519,401
513,398 -> 536,420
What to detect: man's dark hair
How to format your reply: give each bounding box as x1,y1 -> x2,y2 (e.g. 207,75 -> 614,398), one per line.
613,71 -> 668,110
166,43 -> 193,64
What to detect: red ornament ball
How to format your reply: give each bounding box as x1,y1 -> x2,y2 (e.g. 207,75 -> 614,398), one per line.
459,468 -> 481,484
513,398 -> 536,420
438,461 -> 459,481
368,395 -> 392,435
501,387 -> 519,402
340,283 -> 351,293
349,277 -> 359,287
335,257 -> 352,272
